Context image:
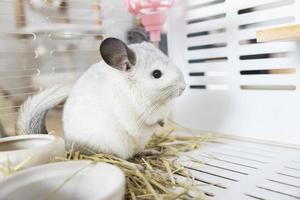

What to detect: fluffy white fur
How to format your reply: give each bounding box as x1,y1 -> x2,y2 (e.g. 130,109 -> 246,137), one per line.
17,85 -> 70,135
16,41 -> 185,159
63,42 -> 185,159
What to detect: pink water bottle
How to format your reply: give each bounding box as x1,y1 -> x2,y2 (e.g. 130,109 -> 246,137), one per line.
124,0 -> 174,43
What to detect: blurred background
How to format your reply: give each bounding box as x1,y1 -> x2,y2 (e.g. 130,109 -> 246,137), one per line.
0,0 -> 140,136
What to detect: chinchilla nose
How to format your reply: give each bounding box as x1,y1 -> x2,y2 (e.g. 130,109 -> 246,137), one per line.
175,66 -> 186,95
178,81 -> 186,96
183,83 -> 186,91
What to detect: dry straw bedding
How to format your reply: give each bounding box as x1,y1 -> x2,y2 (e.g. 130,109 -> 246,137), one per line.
61,122 -> 215,200
1,121 -> 215,200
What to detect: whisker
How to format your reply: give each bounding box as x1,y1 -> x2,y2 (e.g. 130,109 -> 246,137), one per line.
136,88 -> 173,123
134,87 -> 178,133
137,91 -> 174,129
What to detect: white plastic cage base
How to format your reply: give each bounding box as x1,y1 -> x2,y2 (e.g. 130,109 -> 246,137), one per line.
179,135 -> 300,200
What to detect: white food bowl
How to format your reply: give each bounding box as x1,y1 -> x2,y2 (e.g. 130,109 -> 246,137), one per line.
0,134 -> 65,179
0,161 -> 126,200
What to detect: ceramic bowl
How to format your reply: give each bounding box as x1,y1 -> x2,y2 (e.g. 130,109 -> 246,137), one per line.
0,134 -> 65,179
0,161 -> 125,200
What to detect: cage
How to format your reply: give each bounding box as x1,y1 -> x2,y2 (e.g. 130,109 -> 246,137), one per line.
169,0 -> 300,199
0,0 -> 299,199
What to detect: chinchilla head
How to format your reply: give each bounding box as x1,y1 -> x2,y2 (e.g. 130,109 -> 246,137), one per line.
99,37 -> 186,106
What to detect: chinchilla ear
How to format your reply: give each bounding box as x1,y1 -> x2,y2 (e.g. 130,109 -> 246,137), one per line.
127,29 -> 149,44
99,37 -> 136,71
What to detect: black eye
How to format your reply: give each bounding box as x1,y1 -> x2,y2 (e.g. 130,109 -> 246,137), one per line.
152,70 -> 162,79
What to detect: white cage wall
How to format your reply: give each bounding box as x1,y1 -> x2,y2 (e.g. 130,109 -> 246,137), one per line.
168,0 -> 300,145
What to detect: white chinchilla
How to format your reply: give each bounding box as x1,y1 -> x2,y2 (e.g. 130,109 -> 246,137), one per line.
16,37 -> 186,159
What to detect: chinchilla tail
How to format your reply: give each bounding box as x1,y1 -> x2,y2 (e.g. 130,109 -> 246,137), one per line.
17,85 -> 70,135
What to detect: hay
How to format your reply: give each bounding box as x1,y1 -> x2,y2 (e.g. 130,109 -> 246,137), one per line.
0,156 -> 33,176
57,121 -> 215,200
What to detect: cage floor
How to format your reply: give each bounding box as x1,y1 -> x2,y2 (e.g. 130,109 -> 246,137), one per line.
180,136 -> 300,200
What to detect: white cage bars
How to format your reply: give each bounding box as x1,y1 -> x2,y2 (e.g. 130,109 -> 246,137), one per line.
168,0 -> 300,146
167,0 -> 300,199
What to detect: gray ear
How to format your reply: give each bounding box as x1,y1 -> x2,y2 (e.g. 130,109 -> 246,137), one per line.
127,29 -> 149,44
100,38 -> 136,71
